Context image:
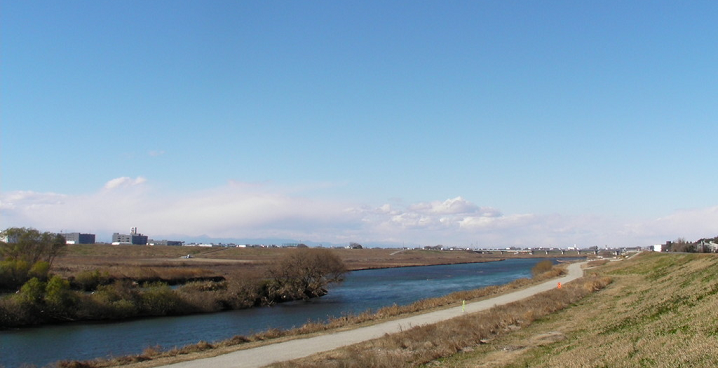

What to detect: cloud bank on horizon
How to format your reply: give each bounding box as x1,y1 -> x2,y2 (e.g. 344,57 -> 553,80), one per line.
1,176 -> 716,247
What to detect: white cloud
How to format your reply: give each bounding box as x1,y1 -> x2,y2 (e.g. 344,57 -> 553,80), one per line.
458,213 -> 534,230
623,206 -> 718,244
103,176 -> 147,190
409,196 -> 482,215
1,178 -> 357,242
1,181 -> 717,247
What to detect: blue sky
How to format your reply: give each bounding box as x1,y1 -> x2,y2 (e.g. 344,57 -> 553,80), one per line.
2,1 -> 717,247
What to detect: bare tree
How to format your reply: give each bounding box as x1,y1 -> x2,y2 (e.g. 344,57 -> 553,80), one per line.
266,248 -> 347,302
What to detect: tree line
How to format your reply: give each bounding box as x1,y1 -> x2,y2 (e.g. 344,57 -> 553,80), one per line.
663,236 -> 718,253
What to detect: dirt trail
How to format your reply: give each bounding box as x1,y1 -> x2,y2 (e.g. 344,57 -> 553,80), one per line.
162,262 -> 586,368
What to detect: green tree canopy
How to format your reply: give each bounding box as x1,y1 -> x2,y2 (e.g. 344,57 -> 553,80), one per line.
1,228 -> 66,290
1,227 -> 66,265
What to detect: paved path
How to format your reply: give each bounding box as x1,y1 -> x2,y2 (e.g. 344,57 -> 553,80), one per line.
164,262 -> 586,368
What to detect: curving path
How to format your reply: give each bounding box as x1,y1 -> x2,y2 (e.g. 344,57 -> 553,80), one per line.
163,262 -> 586,368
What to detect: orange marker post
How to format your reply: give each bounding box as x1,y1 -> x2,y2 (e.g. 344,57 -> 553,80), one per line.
557,282 -> 562,289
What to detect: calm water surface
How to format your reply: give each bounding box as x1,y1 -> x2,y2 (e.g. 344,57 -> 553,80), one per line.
0,258 -> 568,368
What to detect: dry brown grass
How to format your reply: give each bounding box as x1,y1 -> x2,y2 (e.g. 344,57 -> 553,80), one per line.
54,245 -> 578,281
586,259 -> 609,267
269,274 -> 611,368
436,252 -> 718,368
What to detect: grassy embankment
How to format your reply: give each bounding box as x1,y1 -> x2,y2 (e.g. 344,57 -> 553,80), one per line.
466,252 -> 718,368
271,252 -> 718,368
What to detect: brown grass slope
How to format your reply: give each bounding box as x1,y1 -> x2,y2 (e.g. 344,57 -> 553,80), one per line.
437,252 -> 718,368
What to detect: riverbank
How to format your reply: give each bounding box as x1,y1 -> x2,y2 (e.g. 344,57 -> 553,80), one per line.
103,262 -> 591,368
1,248 -> 348,329
47,261 -> 571,368
1,247 -> 575,329
3,258 -> 566,367
9,247 -> 560,330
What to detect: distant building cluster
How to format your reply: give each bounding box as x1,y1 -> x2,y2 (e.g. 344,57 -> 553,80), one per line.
55,227 -> 183,246
697,239 -> 718,252
656,238 -> 718,253
110,227 -> 185,246
112,227 -> 149,245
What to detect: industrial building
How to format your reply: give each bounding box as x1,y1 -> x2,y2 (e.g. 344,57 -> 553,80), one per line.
112,227 -> 148,245
60,232 -> 96,244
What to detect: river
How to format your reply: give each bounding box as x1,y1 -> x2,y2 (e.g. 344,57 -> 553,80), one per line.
0,258 -> 568,368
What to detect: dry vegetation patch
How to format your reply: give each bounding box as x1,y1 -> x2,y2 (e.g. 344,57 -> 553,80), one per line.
54,246 -> 575,281
437,252 -> 718,368
269,274 -> 611,368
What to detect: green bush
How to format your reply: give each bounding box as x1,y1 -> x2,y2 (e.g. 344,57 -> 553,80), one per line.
45,275 -> 78,318
74,269 -> 110,291
110,299 -> 139,319
29,261 -> 51,280
0,259 -> 31,290
16,277 -> 45,305
140,282 -> 184,315
0,260 -> 51,290
0,295 -> 28,327
84,281 -> 142,320
93,280 -> 140,304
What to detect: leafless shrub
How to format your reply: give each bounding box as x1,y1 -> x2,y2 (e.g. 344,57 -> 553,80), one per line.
170,340 -> 214,355
215,335 -> 251,347
531,260 -> 554,277
253,328 -> 284,341
141,345 -> 162,357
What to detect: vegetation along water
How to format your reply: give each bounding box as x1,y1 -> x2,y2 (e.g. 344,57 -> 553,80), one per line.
0,258 -> 558,368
